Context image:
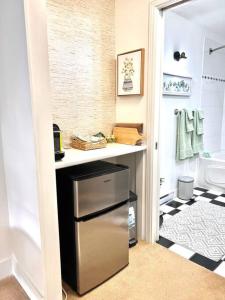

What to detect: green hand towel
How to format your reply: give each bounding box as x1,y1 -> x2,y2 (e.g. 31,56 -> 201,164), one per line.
185,109 -> 194,132
176,109 -> 194,160
196,110 -> 204,135
192,110 -> 204,154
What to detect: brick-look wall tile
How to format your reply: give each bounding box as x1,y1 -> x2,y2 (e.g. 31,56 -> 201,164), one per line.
47,0 -> 116,136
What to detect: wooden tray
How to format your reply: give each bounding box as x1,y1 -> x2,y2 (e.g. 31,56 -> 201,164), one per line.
115,123 -> 143,134
113,127 -> 143,145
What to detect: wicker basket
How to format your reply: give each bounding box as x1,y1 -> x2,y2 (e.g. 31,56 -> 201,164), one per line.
71,137 -> 107,151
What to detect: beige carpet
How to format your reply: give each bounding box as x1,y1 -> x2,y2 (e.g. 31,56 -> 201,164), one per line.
0,276 -> 29,300
1,243 -> 225,300
65,242 -> 225,300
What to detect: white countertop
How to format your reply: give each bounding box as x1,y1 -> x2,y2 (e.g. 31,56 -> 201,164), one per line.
55,143 -> 147,169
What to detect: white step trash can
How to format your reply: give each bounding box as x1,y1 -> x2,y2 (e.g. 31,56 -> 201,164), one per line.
178,176 -> 194,200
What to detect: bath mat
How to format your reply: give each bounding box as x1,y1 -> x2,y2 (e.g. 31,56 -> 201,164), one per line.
160,201 -> 225,261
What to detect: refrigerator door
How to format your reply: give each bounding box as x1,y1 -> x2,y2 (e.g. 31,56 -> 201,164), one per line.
73,169 -> 129,218
75,203 -> 129,295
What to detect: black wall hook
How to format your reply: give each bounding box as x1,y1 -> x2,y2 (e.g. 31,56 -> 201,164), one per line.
174,51 -> 187,61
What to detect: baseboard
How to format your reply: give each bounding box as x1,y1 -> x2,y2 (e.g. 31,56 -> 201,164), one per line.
160,190 -> 176,205
0,257 -> 12,280
12,255 -> 44,300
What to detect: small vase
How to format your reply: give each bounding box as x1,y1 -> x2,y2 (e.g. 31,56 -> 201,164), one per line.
123,78 -> 133,91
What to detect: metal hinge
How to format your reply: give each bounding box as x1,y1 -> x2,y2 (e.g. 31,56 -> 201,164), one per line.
160,178 -> 165,186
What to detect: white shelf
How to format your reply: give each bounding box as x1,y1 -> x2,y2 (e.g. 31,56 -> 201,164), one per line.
55,143 -> 147,169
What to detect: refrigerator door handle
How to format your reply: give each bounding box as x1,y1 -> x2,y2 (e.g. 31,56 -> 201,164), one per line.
75,200 -> 128,222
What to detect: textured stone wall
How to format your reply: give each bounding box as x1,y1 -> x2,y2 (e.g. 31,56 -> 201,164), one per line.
47,0 -> 115,136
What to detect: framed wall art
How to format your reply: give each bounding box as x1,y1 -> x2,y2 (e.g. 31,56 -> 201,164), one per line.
163,73 -> 192,96
117,48 -> 145,96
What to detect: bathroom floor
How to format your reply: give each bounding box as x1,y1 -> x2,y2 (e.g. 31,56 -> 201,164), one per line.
158,187 -> 225,277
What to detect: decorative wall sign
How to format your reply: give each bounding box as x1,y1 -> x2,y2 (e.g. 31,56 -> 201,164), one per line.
163,73 -> 192,96
117,49 -> 145,96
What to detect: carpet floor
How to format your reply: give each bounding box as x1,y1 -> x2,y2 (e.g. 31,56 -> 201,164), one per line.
65,241 -> 225,300
0,276 -> 29,300
2,242 -> 225,300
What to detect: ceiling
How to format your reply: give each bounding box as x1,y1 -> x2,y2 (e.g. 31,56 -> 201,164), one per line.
171,0 -> 225,38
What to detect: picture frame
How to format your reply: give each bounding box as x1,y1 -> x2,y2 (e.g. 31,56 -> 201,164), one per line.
163,73 -> 192,96
117,48 -> 145,96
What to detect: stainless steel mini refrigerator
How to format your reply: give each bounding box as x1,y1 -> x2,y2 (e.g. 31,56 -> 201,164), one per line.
56,161 -> 129,295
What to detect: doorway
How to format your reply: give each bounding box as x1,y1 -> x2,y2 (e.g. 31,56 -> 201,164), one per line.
154,0 -> 225,277
147,0 -> 191,243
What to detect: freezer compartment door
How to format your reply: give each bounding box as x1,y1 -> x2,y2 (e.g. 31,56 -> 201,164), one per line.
75,203 -> 129,295
74,168 -> 129,218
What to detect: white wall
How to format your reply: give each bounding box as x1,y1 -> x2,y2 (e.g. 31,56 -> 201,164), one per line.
160,11 -> 205,195
114,1 -> 148,240
115,0 -> 149,129
202,38 -> 225,152
0,0 -> 44,298
0,133 -> 11,279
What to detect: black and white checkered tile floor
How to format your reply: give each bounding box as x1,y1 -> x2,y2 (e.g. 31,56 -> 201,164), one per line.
157,187 -> 225,278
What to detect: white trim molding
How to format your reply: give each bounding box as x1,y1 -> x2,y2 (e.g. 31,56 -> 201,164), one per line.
12,255 -> 43,300
23,0 -> 62,299
151,0 -> 190,9
0,257 -> 12,281
146,0 -> 191,242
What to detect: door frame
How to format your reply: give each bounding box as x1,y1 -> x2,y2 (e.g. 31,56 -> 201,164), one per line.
146,0 -> 191,242
24,0 -> 193,298
24,0 -> 62,299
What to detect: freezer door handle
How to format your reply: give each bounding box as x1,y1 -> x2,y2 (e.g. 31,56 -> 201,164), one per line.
75,200 -> 128,222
